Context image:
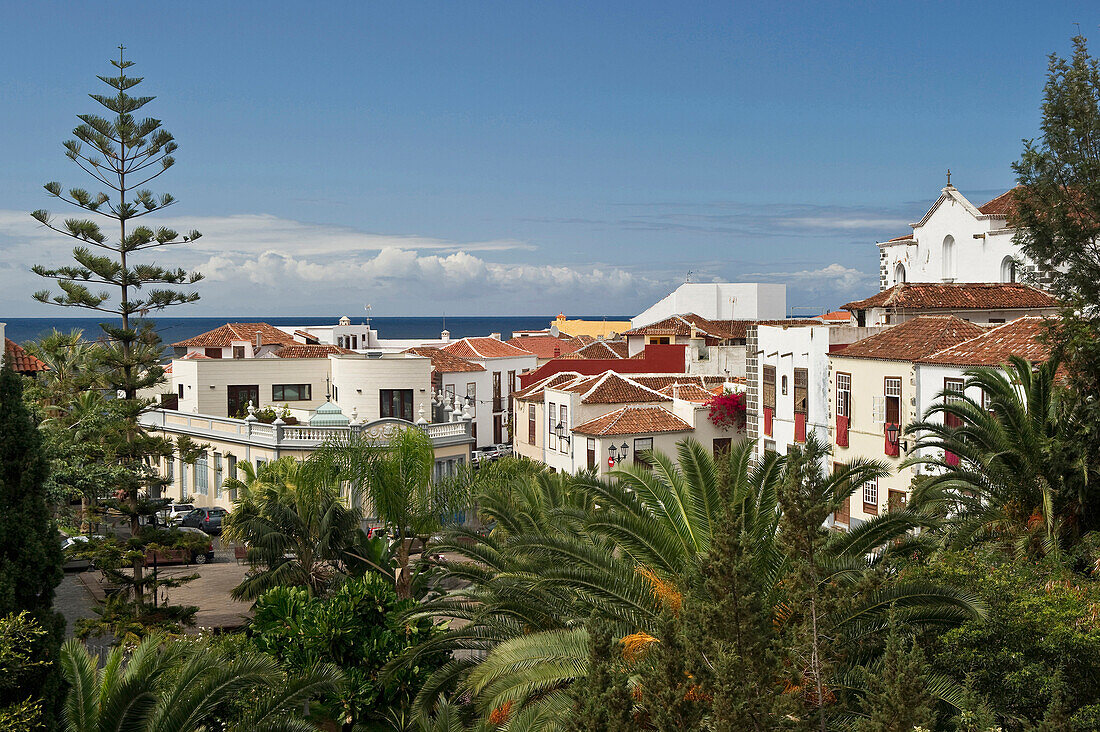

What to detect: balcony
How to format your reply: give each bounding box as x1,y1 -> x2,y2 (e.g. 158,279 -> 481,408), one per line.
139,409 -> 473,450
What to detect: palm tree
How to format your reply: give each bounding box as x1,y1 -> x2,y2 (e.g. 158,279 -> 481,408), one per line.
397,438 -> 980,730
60,635 -> 340,731
223,456 -> 363,600
904,355 -> 1096,557
306,426 -> 469,599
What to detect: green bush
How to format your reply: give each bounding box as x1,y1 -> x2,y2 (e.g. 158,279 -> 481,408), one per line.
248,574 -> 445,727
903,549 -> 1100,730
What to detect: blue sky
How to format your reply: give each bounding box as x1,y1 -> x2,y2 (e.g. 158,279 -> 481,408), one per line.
0,1 -> 1093,317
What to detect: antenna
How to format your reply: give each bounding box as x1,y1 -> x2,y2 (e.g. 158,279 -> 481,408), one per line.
686,270 -> 693,283
363,303 -> 371,328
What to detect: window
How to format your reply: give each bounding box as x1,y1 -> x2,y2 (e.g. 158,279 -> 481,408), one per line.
233,346 -> 245,359
493,372 -> 502,412
214,453 -> 223,497
333,385 -> 338,402
836,373 -> 851,419
179,457 -> 187,493
559,404 -> 568,453
273,383 -> 312,401
380,389 -> 414,421
196,454 -> 208,495
547,402 -> 556,452
494,414 -> 503,444
1001,256 -> 1017,283
781,374 -> 788,396
634,437 -> 653,465
587,438 -> 596,469
884,377 -> 901,424
762,366 -> 776,410
528,404 -> 536,444
863,478 -> 879,513
177,383 -> 184,399
165,457 -> 174,495
942,235 -> 956,281
204,347 -> 222,359
227,455 -> 237,501
793,368 -> 808,414
227,384 -> 259,418
894,262 -> 906,284
466,383 -> 476,417
648,336 -> 670,345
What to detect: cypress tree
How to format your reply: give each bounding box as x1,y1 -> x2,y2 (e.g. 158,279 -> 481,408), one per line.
852,626 -> 935,732
0,361 -> 64,726
567,619 -> 635,732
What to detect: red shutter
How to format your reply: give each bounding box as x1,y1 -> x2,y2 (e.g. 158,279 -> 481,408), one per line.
944,450 -> 960,467
835,415 -> 849,447
884,423 -> 900,457
764,407 -> 773,436
794,413 -> 807,443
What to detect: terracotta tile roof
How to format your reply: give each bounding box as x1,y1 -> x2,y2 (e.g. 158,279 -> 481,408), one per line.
842,283 -> 1059,312
441,337 -> 535,359
919,316 -> 1050,367
833,316 -> 985,362
631,375 -> 729,391
178,352 -> 214,360
572,405 -> 693,436
977,188 -> 1020,217
513,371 -> 585,401
556,372 -> 672,405
555,340 -> 628,360
273,344 -> 353,358
657,383 -> 716,403
173,322 -> 296,348
292,329 -> 320,344
623,314 -> 741,340
404,346 -> 486,373
504,334 -> 582,359
4,339 -> 47,373
822,310 -> 853,323
881,233 -> 915,243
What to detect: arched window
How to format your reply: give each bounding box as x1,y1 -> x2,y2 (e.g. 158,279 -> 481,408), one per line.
942,235 -> 956,281
894,263 -> 906,284
1001,256 -> 1017,283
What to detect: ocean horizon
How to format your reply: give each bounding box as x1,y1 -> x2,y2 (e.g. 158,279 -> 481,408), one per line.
0,315 -> 632,347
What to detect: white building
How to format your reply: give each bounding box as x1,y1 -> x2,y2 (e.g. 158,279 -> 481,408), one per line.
876,184 -> 1053,291
632,283 -> 787,329
746,322 -> 883,458
439,336 -> 539,447
513,370 -> 740,473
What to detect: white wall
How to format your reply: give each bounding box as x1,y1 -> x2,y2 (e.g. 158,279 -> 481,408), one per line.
330,354 -> 432,422
880,188 -> 1034,290
632,283 -> 787,328
173,358 -> 332,416
753,325 -> 832,457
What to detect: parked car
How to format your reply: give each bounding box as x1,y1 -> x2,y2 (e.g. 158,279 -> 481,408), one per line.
180,507 -> 228,535
176,526 -> 216,564
160,503 -> 195,524
61,535 -> 104,571
490,443 -> 514,459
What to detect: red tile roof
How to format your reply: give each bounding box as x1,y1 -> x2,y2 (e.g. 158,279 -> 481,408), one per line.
554,372 -> 672,405
832,316 -> 986,362
842,283 -> 1059,312
822,310 -> 853,323
657,383 -> 716,403
4,339 -> 47,373
631,375 -> 729,391
881,233 -> 915,243
572,405 -> 693,436
977,188 -> 1020,217
273,344 -> 353,358
404,346 -> 486,373
626,314 -> 824,342
441,337 -> 536,359
504,334 -> 582,359
173,323 -> 296,348
919,316 -> 1050,367
513,371 -> 585,401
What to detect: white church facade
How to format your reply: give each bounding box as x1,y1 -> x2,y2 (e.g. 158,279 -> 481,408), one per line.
877,183 -> 1052,292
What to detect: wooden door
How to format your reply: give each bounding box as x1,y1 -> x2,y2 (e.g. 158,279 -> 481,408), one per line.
227,384 -> 258,417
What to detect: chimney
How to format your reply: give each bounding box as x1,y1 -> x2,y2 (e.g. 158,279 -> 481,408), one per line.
441,329 -> 451,342
490,332 -> 501,340
255,333 -> 261,350
553,346 -> 561,357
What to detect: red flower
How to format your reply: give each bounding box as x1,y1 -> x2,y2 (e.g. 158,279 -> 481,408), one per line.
706,390 -> 746,431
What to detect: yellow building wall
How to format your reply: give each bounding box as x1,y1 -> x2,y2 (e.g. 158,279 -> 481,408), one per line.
554,315 -> 632,339
828,355 -> 918,523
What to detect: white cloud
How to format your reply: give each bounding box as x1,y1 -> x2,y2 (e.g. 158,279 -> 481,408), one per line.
743,263 -> 874,291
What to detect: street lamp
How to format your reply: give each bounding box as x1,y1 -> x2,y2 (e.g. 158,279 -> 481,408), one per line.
885,423 -> 908,452
608,441 -> 630,465
554,421 -> 570,445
